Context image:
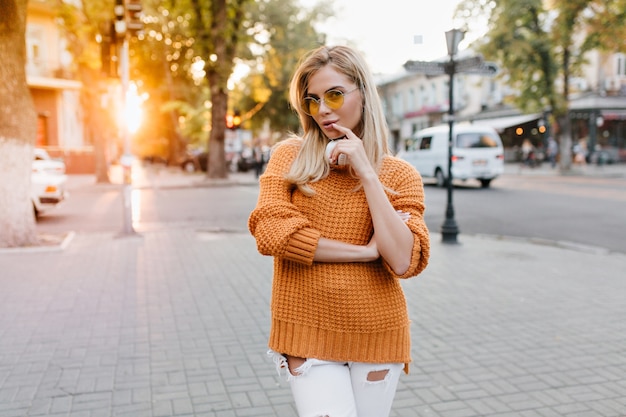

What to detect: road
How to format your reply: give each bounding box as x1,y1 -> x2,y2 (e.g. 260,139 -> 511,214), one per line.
36,164 -> 626,254
422,174 -> 626,254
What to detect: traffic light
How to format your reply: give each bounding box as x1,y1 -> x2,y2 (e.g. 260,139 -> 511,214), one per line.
232,111 -> 241,129
226,111 -> 242,129
126,0 -> 144,34
113,0 -> 125,38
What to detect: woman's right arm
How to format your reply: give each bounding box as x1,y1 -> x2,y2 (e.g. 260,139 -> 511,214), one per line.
249,140 -> 379,265
248,141 -> 323,264
314,236 -> 379,263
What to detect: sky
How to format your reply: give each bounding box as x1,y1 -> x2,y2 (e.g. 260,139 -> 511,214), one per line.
304,0 -> 469,74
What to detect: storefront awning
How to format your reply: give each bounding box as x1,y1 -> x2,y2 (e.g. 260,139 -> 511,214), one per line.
469,113 -> 542,132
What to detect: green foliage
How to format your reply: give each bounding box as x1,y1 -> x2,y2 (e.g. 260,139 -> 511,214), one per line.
578,0 -> 626,52
460,0 -> 561,114
457,0 -> 626,117
233,0 -> 331,136
53,0 -> 333,163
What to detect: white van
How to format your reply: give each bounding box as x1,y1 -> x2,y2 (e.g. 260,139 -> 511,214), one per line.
398,124 -> 505,188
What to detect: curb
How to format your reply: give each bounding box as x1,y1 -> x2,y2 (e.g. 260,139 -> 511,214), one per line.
471,233 -> 626,257
0,231 -> 76,254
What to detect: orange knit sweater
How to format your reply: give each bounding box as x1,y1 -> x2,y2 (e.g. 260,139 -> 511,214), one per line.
248,138 -> 430,372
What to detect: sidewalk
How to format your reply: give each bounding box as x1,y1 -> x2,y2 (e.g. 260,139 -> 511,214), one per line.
1,227 -> 624,416
61,162 -> 259,194
504,160 -> 626,178
1,162 -> 625,416
116,163 -> 261,190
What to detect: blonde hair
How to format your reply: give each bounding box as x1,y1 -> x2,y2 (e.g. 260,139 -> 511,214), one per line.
285,45 -> 391,195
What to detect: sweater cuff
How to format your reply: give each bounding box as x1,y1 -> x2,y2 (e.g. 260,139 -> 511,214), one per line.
284,227 -> 321,265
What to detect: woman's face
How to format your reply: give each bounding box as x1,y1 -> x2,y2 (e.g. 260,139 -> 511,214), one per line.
305,65 -> 362,140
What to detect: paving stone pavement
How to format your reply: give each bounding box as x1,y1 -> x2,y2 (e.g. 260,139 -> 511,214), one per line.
1,227 -> 625,417
1,163 -> 626,416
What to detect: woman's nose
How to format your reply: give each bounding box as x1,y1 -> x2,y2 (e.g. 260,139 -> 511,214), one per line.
317,99 -> 332,114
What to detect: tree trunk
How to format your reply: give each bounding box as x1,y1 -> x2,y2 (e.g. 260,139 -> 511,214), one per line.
93,111 -> 111,183
163,54 -> 186,166
0,0 -> 39,247
207,80 -> 228,178
558,46 -> 573,172
89,79 -> 111,183
558,115 -> 573,172
206,0 -> 230,179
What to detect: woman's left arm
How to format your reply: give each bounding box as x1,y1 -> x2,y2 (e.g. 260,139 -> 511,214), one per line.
359,170 -> 414,275
328,124 -> 429,277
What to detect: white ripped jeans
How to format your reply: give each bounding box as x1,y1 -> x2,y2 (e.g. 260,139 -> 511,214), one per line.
269,350 -> 403,417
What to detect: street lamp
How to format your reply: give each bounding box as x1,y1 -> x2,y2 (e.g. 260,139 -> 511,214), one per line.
114,0 -> 137,236
441,28 -> 464,244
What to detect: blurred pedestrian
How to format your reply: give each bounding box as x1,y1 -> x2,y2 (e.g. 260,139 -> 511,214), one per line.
547,136 -> 558,168
248,45 -> 430,417
521,138 -> 535,168
254,145 -> 265,178
573,139 -> 587,165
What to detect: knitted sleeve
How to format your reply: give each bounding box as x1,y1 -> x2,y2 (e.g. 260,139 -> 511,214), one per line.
380,157 -> 430,279
248,139 -> 321,265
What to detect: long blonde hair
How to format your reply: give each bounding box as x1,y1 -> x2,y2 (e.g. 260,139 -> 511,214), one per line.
285,45 -> 391,195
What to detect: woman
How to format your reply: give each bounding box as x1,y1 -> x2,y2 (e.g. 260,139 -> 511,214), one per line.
248,45 -> 430,417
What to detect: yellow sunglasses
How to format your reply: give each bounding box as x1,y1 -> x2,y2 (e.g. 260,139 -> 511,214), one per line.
302,87 -> 359,116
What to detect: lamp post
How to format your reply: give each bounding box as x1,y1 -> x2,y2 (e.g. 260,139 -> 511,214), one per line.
114,0 -> 137,236
440,29 -> 464,244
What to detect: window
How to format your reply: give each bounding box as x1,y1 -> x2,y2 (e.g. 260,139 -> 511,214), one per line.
456,133 -> 500,148
26,25 -> 47,76
616,54 -> 626,77
419,137 -> 433,150
408,89 -> 415,111
392,93 -> 402,117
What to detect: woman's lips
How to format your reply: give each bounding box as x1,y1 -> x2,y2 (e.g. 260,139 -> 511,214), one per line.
322,120 -> 337,130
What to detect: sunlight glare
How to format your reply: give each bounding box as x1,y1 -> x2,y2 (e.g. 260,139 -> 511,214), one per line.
123,83 -> 148,134
228,61 -> 250,90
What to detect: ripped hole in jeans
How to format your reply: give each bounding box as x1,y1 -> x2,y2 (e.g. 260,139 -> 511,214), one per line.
366,369 -> 389,382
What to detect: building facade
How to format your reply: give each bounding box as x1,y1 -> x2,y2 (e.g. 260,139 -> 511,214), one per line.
377,52 -> 514,156
27,0 -> 93,173
569,51 -> 626,163
377,48 -> 626,163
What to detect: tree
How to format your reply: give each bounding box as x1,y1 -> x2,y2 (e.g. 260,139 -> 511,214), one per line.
457,0 -> 626,171
234,0 -> 329,137
125,0 -> 330,168
130,1 -> 202,163
187,0 -> 249,179
0,0 -> 39,247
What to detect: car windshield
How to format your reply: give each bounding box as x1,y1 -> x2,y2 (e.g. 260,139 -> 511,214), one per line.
456,133 -> 500,149
34,149 -> 51,160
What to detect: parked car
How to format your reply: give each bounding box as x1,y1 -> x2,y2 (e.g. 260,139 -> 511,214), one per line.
181,149 -> 255,173
180,150 -> 208,173
590,146 -> 620,165
228,148 -> 256,172
398,124 -> 505,188
33,148 -> 65,175
31,172 -> 67,218
31,149 -> 67,218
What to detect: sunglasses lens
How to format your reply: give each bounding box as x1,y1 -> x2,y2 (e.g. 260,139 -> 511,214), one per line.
302,90 -> 346,116
324,90 -> 344,109
302,98 -> 319,115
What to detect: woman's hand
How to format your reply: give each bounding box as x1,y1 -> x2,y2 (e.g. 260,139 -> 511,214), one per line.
326,123 -> 376,179
396,210 -> 410,223
325,123 -> 415,275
